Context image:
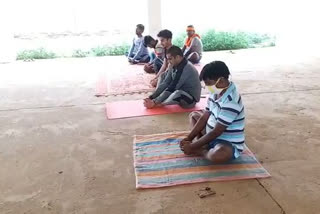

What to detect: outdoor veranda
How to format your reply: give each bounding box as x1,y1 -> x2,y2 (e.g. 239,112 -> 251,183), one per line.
0,0 -> 320,213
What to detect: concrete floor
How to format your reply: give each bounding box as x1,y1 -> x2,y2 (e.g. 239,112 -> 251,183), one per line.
0,47 -> 320,214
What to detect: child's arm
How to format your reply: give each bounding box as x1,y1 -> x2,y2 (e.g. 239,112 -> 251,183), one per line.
186,111 -> 210,141
190,123 -> 227,149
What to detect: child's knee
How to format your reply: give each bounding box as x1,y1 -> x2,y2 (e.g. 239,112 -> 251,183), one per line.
207,147 -> 232,164
189,111 -> 199,122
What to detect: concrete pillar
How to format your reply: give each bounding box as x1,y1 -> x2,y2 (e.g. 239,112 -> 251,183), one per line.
147,0 -> 162,37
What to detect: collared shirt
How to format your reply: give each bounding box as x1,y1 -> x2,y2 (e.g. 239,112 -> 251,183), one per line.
205,82 -> 245,151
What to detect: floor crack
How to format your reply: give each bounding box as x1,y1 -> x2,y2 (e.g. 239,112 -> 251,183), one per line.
242,88 -> 320,96
105,130 -> 131,136
256,179 -> 286,214
0,102 -> 105,112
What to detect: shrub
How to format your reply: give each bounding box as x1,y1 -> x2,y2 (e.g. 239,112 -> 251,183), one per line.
91,46 -> 109,56
16,48 -> 56,60
173,33 -> 186,48
91,44 -> 130,56
16,31 -> 275,60
172,30 -> 275,51
106,44 -> 130,56
202,30 -> 250,51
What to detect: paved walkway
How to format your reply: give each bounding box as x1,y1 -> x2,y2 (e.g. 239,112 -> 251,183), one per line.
0,47 -> 319,214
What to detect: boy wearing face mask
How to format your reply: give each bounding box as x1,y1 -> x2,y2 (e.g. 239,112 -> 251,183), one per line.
180,61 -> 245,163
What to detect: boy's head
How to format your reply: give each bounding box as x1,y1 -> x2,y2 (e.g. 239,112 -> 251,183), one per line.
144,35 -> 156,48
166,45 -> 184,67
186,25 -> 195,38
157,29 -> 172,48
136,24 -> 145,36
200,61 -> 230,87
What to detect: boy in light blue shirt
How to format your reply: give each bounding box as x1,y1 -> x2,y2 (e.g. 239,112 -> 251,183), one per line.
127,24 -> 149,64
180,61 -> 245,164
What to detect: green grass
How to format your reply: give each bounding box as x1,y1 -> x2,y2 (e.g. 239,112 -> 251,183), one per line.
16,30 -> 275,60
16,48 -> 56,60
91,44 -> 130,56
174,30 -> 275,51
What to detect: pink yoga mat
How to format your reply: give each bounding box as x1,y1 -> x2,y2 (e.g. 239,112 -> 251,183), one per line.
106,98 -> 207,119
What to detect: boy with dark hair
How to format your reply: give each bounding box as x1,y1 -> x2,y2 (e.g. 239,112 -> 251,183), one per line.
149,29 -> 173,87
181,25 -> 203,64
180,61 -> 245,163
127,24 -> 150,64
144,46 -> 201,109
143,35 -> 165,74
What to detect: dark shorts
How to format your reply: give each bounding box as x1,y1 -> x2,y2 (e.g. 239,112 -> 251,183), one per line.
209,139 -> 242,159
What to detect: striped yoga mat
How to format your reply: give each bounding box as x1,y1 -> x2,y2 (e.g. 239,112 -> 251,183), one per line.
134,132 -> 270,189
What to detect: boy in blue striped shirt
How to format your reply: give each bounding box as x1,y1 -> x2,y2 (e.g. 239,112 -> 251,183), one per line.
180,61 -> 245,163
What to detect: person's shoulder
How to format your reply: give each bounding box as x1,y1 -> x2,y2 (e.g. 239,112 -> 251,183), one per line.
184,61 -> 193,69
220,90 -> 243,111
220,99 -> 242,114
194,37 -> 203,44
186,61 -> 195,67
186,61 -> 199,72
192,36 -> 201,41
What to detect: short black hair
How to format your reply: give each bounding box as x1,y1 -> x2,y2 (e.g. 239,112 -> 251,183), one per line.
167,45 -> 183,57
187,25 -> 194,28
199,61 -> 230,81
157,29 -> 172,39
136,24 -> 144,31
144,35 -> 154,46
